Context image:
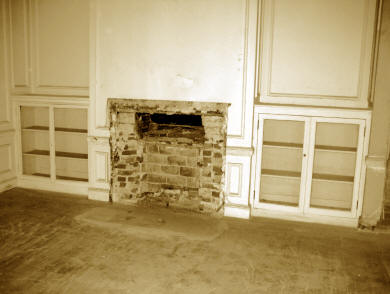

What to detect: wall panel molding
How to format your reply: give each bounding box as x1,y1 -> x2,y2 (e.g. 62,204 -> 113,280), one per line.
226,0 -> 257,147
0,131 -> 16,192
0,0 -> 12,131
257,0 -> 377,108
7,0 -> 31,93
31,0 -> 89,96
7,0 -> 89,97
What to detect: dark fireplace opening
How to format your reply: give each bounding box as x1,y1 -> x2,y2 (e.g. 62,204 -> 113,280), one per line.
136,112 -> 205,143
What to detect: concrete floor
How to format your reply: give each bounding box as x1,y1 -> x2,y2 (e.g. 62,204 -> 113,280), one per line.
0,188 -> 389,294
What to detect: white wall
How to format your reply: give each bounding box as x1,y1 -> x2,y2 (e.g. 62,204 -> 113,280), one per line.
91,0 -> 257,146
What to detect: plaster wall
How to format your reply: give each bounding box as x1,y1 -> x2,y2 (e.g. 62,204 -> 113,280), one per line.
93,0 -> 253,139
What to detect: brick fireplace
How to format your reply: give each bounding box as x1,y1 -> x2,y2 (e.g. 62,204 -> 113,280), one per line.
108,99 -> 230,213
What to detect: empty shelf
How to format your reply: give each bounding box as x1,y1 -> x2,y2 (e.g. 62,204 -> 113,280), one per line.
263,141 -> 303,148
56,175 -> 88,182
56,151 -> 88,159
315,145 -> 357,152
24,150 -> 88,160
24,150 -> 50,156
312,173 -> 354,182
23,126 -> 87,134
55,127 -> 87,133
23,126 -> 49,131
261,169 -> 301,178
32,173 -> 50,178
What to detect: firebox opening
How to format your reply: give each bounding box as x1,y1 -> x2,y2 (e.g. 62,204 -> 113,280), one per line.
138,113 -> 202,127
136,112 -> 205,143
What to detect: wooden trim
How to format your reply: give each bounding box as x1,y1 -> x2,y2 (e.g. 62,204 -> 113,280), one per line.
251,207 -> 359,227
227,0 -> 258,147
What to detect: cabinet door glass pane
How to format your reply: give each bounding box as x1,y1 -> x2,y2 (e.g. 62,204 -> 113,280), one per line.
54,108 -> 88,182
259,119 -> 305,206
310,122 -> 359,211
20,106 -> 50,177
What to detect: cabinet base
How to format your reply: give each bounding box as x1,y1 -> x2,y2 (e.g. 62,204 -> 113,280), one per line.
224,204 -> 250,219
88,187 -> 110,202
0,177 -> 17,193
17,176 -> 88,195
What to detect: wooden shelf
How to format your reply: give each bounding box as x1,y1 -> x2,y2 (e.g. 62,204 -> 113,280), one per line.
23,126 -> 49,131
24,150 -> 88,160
31,173 -> 50,178
23,126 -> 87,134
263,141 -> 303,148
55,127 -> 87,134
24,149 -> 50,156
56,175 -> 88,182
312,173 -> 354,183
315,145 -> 357,152
56,151 -> 88,159
261,169 -> 301,178
260,198 -> 299,207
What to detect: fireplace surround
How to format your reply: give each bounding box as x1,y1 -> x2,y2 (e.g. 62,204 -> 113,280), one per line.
108,99 -> 230,213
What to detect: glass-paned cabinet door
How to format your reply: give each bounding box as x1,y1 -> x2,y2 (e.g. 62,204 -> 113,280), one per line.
54,108 -> 88,182
20,106 -> 50,178
254,115 -> 310,211
305,118 -> 365,217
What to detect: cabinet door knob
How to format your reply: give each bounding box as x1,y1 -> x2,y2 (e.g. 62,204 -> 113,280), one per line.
303,153 -> 307,157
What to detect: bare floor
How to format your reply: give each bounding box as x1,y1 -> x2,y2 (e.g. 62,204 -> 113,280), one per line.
0,188 -> 389,294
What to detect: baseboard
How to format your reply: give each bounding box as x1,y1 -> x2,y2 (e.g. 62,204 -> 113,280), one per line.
251,208 -> 358,228
88,187 -> 110,202
17,176 -> 88,196
224,204 -> 250,219
0,177 -> 17,193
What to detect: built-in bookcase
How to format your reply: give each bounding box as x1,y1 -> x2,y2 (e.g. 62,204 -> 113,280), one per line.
19,105 -> 88,184
21,106 -> 50,177
253,106 -> 370,223
54,108 -> 88,182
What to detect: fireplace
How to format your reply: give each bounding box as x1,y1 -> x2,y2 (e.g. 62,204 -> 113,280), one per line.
108,99 -> 229,213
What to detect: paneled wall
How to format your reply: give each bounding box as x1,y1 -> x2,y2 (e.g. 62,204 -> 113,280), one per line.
0,0 -> 16,192
257,0 -> 377,108
8,0 -> 89,96
88,0 -> 258,201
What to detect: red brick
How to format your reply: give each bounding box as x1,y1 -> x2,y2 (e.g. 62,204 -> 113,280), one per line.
122,150 -> 137,155
181,148 -> 198,157
142,163 -> 161,173
213,166 -> 222,175
167,156 -> 186,166
118,170 -> 135,176
118,112 -> 135,124
187,177 -> 199,188
166,175 -> 186,186
144,153 -> 167,164
161,165 -> 179,175
186,157 -> 198,167
146,143 -> 159,153
141,182 -> 161,193
147,174 -> 166,183
180,167 -> 199,177
159,145 -> 178,155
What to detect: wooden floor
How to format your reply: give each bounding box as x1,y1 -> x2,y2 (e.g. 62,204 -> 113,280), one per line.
0,188 -> 389,293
